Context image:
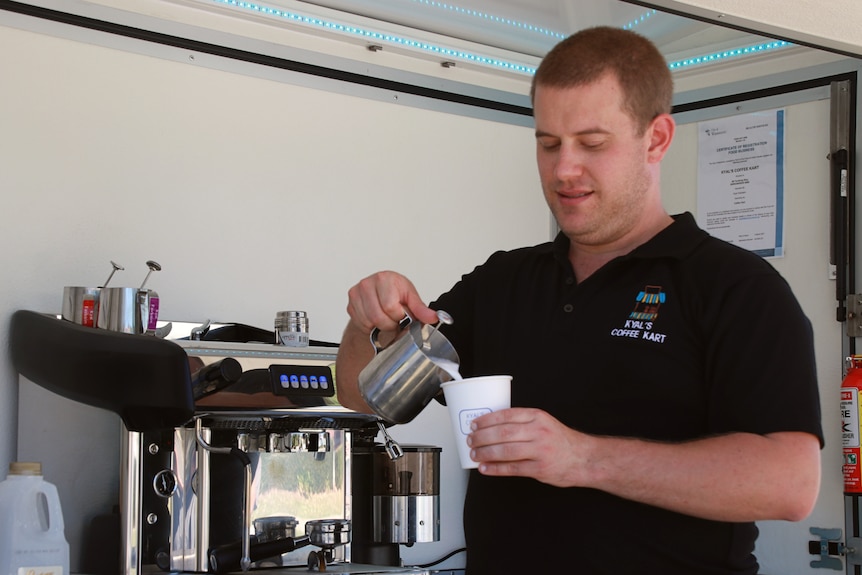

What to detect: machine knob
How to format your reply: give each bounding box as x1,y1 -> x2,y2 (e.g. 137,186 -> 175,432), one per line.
191,357 -> 242,399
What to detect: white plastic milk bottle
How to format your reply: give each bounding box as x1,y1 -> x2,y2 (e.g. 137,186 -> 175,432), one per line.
0,462 -> 70,575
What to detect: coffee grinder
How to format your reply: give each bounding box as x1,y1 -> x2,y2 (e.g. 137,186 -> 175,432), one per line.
352,439 -> 441,566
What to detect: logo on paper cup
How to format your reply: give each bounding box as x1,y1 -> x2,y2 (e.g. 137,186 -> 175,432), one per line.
458,408 -> 491,435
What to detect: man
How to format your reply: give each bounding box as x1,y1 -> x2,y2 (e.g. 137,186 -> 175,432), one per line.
335,26 -> 822,574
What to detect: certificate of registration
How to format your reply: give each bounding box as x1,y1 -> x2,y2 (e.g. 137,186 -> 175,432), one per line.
697,108 -> 784,258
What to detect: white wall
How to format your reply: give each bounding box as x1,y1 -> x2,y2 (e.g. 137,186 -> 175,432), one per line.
4,1 -> 862,573
0,7 -> 548,571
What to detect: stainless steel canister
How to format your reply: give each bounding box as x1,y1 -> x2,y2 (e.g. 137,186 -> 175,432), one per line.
62,286 -> 100,327
97,287 -> 146,334
275,311 -> 309,347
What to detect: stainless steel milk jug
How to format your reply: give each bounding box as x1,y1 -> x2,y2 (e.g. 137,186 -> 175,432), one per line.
357,315 -> 460,424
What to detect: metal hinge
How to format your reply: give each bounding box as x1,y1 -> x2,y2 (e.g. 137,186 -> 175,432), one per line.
847,295 -> 862,337
809,527 -> 847,570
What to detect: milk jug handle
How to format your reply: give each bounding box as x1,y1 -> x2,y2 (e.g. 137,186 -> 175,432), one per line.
369,314 -> 412,353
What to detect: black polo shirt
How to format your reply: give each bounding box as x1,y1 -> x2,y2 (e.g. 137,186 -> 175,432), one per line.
432,212 -> 822,575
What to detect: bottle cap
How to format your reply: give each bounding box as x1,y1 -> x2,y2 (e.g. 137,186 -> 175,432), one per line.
9,462 -> 42,475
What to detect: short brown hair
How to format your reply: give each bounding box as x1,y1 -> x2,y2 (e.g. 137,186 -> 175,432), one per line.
531,26 -> 673,133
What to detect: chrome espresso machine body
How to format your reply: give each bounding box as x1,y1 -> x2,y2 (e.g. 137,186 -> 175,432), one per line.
126,330 -> 442,575
8,313 -> 441,575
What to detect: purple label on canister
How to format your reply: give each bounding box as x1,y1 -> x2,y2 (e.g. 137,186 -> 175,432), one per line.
147,296 -> 160,331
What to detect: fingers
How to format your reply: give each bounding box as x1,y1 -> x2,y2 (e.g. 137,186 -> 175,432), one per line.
345,271 -> 437,332
477,459 -> 538,477
466,408 -> 558,472
466,409 -> 586,487
470,407 -> 539,431
402,289 -> 441,326
466,408 -> 540,454
469,435 -> 532,462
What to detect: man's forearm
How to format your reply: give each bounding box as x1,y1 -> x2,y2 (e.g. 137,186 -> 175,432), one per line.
334,321 -> 376,412
584,430 -> 821,522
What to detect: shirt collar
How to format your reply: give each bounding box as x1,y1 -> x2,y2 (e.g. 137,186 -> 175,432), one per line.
630,212 -> 710,260
551,212 -> 709,267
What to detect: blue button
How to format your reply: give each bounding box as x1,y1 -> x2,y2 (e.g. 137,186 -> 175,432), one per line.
319,376 -> 329,389
279,374 -> 289,388
310,375 -> 319,389
290,375 -> 300,389
300,375 -> 309,389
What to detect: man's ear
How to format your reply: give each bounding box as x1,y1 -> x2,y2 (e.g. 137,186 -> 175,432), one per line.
646,113 -> 675,164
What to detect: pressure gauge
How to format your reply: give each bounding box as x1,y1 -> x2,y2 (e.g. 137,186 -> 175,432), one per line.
153,469 -> 177,498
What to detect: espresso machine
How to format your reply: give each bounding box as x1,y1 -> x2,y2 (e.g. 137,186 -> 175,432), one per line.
9,312 -> 442,575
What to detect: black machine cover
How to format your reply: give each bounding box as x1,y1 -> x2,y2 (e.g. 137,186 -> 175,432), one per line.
9,310 -> 194,431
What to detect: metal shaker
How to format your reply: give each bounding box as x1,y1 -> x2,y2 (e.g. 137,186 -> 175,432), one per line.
97,287 -> 145,334
62,286 -> 100,327
61,261 -> 124,328
275,311 -> 309,347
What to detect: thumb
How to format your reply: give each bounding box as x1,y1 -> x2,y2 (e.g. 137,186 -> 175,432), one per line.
402,292 -> 441,326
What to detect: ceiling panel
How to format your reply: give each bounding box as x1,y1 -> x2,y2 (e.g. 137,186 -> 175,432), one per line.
295,0 -> 777,62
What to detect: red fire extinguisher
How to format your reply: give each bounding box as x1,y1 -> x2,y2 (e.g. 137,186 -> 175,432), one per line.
842,355 -> 862,492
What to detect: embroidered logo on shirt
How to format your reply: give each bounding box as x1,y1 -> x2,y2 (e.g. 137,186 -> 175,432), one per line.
630,285 -> 665,321
609,285 -> 668,343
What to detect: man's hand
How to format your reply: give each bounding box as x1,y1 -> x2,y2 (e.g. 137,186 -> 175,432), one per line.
467,407 -> 821,523
335,271 -> 438,411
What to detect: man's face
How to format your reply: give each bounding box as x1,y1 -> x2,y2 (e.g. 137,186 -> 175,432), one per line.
533,73 -> 658,251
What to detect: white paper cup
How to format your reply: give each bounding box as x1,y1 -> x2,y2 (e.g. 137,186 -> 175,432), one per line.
441,375 -> 512,469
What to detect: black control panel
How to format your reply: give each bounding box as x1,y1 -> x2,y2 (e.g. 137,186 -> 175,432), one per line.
269,364 -> 335,397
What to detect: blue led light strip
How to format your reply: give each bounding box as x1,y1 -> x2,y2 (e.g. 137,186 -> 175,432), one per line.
667,40 -> 793,70
198,0 -> 793,74
402,2 -> 658,43
622,9 -> 658,31
404,0 -> 566,43
204,0 -> 537,74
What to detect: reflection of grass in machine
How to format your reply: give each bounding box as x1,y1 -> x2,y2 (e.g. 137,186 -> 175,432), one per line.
243,431 -> 352,566
252,484 -> 347,567
253,487 -> 345,528
252,437 -> 346,529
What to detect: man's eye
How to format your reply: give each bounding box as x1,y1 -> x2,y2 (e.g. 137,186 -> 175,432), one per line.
581,139 -> 605,149
537,139 -> 560,150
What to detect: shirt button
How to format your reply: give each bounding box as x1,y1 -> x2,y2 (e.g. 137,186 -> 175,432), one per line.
565,277 -> 575,285
563,304 -> 574,313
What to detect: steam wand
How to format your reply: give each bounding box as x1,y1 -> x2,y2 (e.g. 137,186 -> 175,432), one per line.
377,420 -> 404,460
196,417 -> 253,571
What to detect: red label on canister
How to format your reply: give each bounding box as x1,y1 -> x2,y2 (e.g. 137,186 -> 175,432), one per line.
81,299 -> 96,328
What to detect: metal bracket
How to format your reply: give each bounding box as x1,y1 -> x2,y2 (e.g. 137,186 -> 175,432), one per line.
848,295 -> 862,337
809,527 -> 844,570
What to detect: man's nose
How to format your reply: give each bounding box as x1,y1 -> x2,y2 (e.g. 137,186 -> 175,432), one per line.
554,145 -> 586,180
